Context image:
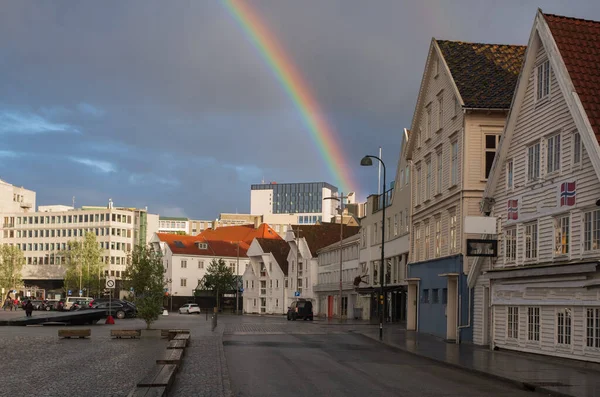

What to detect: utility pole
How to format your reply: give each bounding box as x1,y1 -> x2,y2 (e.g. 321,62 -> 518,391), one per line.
236,241 -> 240,315
294,226 -> 302,301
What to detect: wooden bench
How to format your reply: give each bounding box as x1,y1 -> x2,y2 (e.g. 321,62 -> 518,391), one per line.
173,333 -> 190,346
111,329 -> 141,339
156,348 -> 184,367
167,339 -> 186,350
167,329 -> 190,340
137,364 -> 177,389
58,329 -> 91,339
127,386 -> 166,397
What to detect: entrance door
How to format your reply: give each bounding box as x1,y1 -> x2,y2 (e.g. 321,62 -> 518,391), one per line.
327,295 -> 334,318
483,286 -> 490,345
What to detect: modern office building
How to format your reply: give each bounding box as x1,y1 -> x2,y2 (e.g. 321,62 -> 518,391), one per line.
158,217 -> 189,234
0,179 -> 36,214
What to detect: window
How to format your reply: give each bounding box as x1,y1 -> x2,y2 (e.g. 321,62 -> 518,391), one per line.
436,151 -> 443,194
432,289 -> 439,303
426,105 -> 432,139
405,166 -> 409,186
557,308 -> 572,345
435,217 -> 441,257
536,60 -> 550,101
506,160 -> 514,189
453,96 -> 459,118
508,306 -> 519,339
198,260 -> 204,269
583,210 -> 600,251
449,210 -> 457,253
505,227 -> 517,262
442,288 -> 448,304
422,289 -> 429,303
400,170 -> 404,187
586,308 -> 600,348
416,165 -> 422,204
414,226 -> 421,261
525,223 -> 538,260
547,134 -> 561,173
405,210 -> 409,233
425,159 -> 431,200
181,260 -> 187,269
437,94 -> 443,131
555,216 -> 570,256
451,141 -> 458,186
180,278 -> 187,287
526,307 -> 540,342
394,214 -> 398,236
424,222 -> 430,260
527,143 -> 540,181
484,135 -> 500,179
573,132 -> 582,165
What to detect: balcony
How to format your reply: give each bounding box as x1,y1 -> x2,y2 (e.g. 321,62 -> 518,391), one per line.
20,202 -> 32,209
372,189 -> 393,214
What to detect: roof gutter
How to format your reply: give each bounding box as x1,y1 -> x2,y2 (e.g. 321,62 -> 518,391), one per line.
462,107 -> 509,112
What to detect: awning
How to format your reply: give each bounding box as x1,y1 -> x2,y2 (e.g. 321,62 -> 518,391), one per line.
487,262 -> 598,280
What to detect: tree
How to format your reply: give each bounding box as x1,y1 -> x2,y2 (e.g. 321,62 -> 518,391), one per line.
0,245 -> 25,296
197,258 -> 235,309
124,245 -> 164,329
61,232 -> 104,297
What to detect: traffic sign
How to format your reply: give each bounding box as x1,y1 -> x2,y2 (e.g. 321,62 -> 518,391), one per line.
294,291 -> 300,297
79,290 -> 83,296
106,277 -> 116,289
164,288 -> 168,292
68,290 -> 72,296
240,288 -> 244,293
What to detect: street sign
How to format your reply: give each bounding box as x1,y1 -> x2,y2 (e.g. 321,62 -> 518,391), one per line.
68,290 -> 72,296
105,277 -> 116,289
294,291 -> 300,297
240,288 -> 244,293
79,290 -> 83,296
466,239 -> 498,257
164,288 -> 168,292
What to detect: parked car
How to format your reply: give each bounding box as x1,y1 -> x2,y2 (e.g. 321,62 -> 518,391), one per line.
179,303 -> 201,314
91,300 -> 137,319
65,297 -> 92,310
287,300 -> 314,321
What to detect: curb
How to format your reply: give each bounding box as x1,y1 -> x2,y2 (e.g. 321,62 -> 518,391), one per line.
354,331 -> 574,397
217,327 -> 234,397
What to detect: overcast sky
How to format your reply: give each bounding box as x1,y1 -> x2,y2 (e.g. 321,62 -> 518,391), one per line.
1,1 -> 600,219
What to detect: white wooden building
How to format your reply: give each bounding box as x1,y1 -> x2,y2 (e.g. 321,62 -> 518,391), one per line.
471,11 -> 600,362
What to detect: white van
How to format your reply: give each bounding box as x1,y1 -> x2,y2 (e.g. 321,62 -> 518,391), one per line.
65,296 -> 92,310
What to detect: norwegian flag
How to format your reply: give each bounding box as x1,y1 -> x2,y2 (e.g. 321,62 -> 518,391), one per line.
560,182 -> 576,206
507,199 -> 519,220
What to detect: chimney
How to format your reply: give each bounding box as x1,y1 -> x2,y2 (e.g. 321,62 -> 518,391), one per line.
212,219 -> 218,230
254,217 -> 260,229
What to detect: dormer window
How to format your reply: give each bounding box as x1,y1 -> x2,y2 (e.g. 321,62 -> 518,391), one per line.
195,242 -> 208,250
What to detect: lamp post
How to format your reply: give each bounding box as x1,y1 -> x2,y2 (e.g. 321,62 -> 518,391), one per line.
324,193 -> 351,323
236,241 -> 240,315
361,155 -> 386,341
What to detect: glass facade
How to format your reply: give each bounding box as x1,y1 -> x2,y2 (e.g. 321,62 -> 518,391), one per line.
251,182 -> 337,214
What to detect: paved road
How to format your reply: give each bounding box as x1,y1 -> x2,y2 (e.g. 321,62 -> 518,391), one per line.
224,330 -> 536,397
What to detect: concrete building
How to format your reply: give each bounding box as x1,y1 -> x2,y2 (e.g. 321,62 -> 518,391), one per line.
158,217 -> 189,234
0,179 -> 36,214
250,182 -> 340,234
357,129 -> 412,323
471,11 -> 600,362
0,199 -> 158,292
314,233 -> 360,319
405,38 -> 525,342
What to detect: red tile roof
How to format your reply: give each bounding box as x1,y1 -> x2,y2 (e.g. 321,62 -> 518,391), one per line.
544,13 -> 600,139
156,233 -> 248,257
292,223 -> 361,256
197,224 -> 281,246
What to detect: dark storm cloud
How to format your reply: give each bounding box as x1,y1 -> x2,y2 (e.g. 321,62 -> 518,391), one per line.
1,1 -> 600,218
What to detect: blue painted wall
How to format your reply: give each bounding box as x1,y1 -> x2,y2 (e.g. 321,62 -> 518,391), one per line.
408,255 -> 472,342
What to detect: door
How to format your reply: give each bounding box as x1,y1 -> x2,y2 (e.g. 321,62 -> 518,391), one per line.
327,295 -> 334,318
483,286 -> 490,345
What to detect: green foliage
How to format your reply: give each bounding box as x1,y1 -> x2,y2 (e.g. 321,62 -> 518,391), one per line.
196,258 -> 235,308
61,232 -> 104,296
0,245 -> 24,293
124,245 -> 164,329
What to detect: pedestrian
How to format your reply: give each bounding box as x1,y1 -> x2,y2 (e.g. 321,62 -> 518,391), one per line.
13,299 -> 18,311
25,300 -> 33,317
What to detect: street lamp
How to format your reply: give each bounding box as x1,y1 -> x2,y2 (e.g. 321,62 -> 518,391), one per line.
361,155 -> 386,341
324,193 -> 351,323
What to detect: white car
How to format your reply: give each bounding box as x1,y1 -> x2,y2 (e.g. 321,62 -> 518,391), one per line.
179,303 -> 201,314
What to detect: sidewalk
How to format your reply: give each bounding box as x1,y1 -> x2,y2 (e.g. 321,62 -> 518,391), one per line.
357,326 -> 600,397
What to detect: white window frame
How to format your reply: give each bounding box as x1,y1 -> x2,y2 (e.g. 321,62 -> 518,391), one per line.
527,307 -> 540,342
405,165 -> 410,186
425,105 -> 432,140
425,158 -> 432,201
546,133 -> 561,174
536,59 -> 550,101
556,308 -> 572,346
451,140 -> 458,186
506,159 -> 514,189
424,221 -> 430,260
554,215 -> 570,257
507,306 -> 519,340
437,94 -> 443,132
524,222 -> 538,260
505,227 -> 517,263
449,209 -> 457,253
527,142 -> 540,182
436,150 -> 443,195
573,131 -> 582,166
181,260 -> 187,269
586,307 -> 600,349
414,225 -> 421,262
435,217 -> 441,257
416,164 -> 422,205
583,209 -> 600,252
483,134 -> 500,180
394,214 -> 398,236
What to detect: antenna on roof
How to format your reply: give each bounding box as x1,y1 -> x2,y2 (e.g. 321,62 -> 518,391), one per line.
72,196 -> 75,208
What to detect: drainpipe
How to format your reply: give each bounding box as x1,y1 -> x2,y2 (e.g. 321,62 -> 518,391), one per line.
457,277 -> 472,344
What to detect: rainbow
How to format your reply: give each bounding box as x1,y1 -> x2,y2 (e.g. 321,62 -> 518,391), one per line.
222,0 -> 355,193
